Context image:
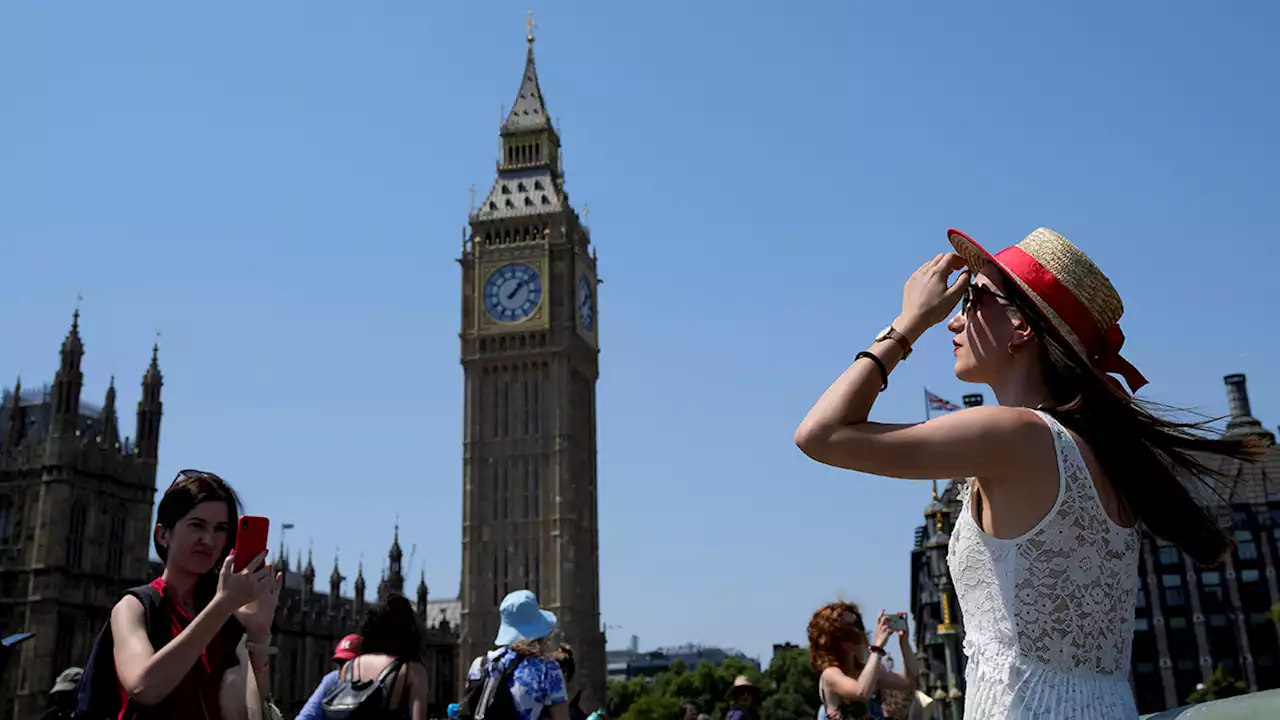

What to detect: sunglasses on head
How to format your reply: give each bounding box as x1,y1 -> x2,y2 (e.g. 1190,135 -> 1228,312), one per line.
169,468 -> 223,488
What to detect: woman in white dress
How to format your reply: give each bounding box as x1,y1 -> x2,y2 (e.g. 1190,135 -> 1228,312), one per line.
794,228 -> 1260,719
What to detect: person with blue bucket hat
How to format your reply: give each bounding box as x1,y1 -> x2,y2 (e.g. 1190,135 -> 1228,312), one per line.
460,590 -> 569,720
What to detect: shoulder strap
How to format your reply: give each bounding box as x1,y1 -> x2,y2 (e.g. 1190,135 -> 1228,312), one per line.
500,652 -> 524,681
374,658 -> 405,689
1032,409 -> 1086,495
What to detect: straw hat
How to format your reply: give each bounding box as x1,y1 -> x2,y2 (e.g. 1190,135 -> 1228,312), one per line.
947,227 -> 1147,393
726,675 -> 761,700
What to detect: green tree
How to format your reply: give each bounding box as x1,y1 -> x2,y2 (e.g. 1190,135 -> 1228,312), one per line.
1186,664 -> 1249,705
606,648 -> 818,720
761,648 -> 819,720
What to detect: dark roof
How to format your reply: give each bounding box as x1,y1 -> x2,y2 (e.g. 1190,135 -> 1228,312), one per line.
0,387 -> 114,451
474,168 -> 563,221
502,45 -> 551,133
1198,442 -> 1280,506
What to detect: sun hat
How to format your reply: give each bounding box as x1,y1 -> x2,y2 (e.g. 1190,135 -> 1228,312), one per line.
947,227 -> 1148,393
494,589 -> 557,646
333,633 -> 363,662
726,675 -> 761,700
51,666 -> 83,694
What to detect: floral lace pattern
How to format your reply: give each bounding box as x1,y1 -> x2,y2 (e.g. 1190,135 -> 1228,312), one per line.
947,411 -> 1140,719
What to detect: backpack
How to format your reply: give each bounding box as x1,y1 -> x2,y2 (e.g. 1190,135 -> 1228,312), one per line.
458,653 -> 525,720
74,584 -> 171,720
321,658 -> 405,720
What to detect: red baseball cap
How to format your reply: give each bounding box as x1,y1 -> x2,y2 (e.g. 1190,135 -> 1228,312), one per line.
333,634 -> 363,662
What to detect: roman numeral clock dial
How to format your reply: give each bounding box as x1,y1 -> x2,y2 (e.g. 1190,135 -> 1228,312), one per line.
483,263 -> 543,323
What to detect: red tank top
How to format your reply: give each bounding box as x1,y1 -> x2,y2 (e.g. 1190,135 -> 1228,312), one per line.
116,577 -> 245,720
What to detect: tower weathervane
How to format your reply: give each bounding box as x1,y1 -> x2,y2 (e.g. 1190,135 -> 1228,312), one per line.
525,10 -> 537,43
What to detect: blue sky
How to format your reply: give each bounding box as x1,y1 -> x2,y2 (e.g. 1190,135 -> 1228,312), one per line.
2,0 -> 1276,666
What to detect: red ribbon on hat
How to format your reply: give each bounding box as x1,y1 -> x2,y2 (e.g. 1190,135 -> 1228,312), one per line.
1090,324 -> 1152,392
1095,323 -> 1148,394
995,246 -> 1148,394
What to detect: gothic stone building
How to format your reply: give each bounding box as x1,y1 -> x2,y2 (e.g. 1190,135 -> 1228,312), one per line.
910,375 -> 1280,716
909,394 -> 982,720
0,313 -> 163,720
269,528 -> 459,718
458,27 -> 607,704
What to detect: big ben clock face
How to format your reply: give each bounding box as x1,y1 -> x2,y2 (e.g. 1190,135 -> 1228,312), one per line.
577,275 -> 595,333
484,263 -> 543,323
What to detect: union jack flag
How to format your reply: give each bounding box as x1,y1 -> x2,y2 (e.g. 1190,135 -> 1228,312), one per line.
925,389 -> 961,412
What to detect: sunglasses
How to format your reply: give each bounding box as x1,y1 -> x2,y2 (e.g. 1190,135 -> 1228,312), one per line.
169,468 -> 224,489
961,284 -> 1017,315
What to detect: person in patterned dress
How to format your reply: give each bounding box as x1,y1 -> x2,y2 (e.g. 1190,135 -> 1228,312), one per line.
795,229 -> 1260,718
466,590 -> 571,720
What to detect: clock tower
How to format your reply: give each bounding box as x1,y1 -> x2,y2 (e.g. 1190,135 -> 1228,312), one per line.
458,20 -> 605,703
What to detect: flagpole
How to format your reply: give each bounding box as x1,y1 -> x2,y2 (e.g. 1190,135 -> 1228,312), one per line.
924,388 -> 932,423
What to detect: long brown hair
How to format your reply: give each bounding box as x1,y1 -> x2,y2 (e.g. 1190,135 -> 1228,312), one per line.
807,601 -> 865,675
1000,279 -> 1262,566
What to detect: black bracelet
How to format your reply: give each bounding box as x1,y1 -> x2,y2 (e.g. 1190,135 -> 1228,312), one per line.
855,351 -> 889,392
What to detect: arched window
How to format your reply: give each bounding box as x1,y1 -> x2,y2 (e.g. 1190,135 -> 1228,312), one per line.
66,500 -> 87,569
107,508 -> 127,575
0,495 -> 14,545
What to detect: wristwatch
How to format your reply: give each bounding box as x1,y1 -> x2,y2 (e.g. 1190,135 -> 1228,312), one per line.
875,325 -> 913,359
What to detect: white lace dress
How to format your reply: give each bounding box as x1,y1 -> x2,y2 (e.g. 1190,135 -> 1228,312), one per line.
947,410 -> 1141,719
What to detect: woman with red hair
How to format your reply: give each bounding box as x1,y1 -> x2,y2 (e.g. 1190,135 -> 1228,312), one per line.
808,602 -> 916,720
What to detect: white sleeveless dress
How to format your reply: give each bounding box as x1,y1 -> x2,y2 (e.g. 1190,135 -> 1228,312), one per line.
947,410 -> 1141,719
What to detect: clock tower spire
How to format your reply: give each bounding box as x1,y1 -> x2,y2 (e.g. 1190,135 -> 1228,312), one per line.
458,19 -> 604,705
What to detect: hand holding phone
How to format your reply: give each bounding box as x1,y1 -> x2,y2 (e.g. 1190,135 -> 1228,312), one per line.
889,613 -> 908,634
232,516 -> 270,572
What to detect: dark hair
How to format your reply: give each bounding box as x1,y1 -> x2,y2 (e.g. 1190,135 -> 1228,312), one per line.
1000,279 -> 1263,566
553,643 -> 575,682
154,470 -> 242,605
360,594 -> 424,663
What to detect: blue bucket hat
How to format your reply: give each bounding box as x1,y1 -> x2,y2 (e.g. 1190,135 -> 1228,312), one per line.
494,589 -> 556,646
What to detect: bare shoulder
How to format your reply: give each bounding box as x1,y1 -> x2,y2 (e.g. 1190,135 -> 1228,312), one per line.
110,593 -> 145,627
944,404 -> 1044,432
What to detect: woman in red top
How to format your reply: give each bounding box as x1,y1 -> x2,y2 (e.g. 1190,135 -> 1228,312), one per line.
111,470 -> 282,719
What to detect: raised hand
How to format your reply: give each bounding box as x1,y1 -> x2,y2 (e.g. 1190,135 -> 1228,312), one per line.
234,562 -> 282,638
873,610 -> 895,648
215,551 -> 271,612
899,253 -> 970,336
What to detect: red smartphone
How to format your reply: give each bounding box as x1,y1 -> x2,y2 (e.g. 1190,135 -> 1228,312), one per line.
232,515 -> 270,572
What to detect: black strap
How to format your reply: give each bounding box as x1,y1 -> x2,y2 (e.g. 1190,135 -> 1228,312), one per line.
377,659 -> 406,710
855,352 -> 889,391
